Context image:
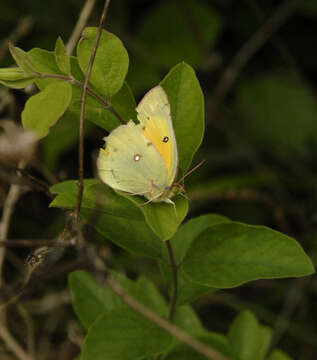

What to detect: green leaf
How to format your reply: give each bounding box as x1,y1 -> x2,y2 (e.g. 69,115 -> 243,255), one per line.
69,270 -> 171,359
137,0 -> 222,68
268,349 -> 292,360
174,305 -> 205,336
229,311 -> 264,360
258,326 -> 272,360
161,62 -> 204,174
83,82 -> 136,131
0,67 -> 35,89
9,43 -> 37,73
69,270 -> 168,330
77,27 -> 129,97
69,270 -> 122,329
165,333 -> 230,360
55,36 -> 71,74
167,214 -> 230,264
125,194 -> 188,241
160,214 -> 229,304
182,222 -> 315,288
22,81 -> 72,139
235,73 -> 317,158
82,307 -> 172,360
28,48 -> 66,89
27,49 -> 132,132
50,180 -> 162,259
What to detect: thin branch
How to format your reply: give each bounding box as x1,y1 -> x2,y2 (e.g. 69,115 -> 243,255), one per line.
0,17 -> 34,61
0,325 -> 33,360
0,164 -> 52,199
66,0 -> 97,55
0,239 -> 65,248
0,163 -> 25,284
38,73 -> 124,124
0,161 -> 32,360
211,0 -> 298,113
245,0 -> 313,92
105,274 -> 227,360
166,240 -> 178,321
270,278 -> 310,350
76,0 -> 112,219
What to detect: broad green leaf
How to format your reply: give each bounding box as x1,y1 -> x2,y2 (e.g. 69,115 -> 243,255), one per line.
235,73 -> 317,158
125,194 -> 188,241
28,49 -> 133,133
77,27 -> 129,97
166,214 -> 230,264
137,0 -> 222,68
22,81 -> 72,138
161,62 -> 204,174
82,82 -> 136,131
268,349 -> 292,360
258,326 -> 272,360
174,305 -> 205,336
9,43 -> 37,73
82,307 -> 172,360
228,311 -> 262,360
159,257 -> 213,306
160,215 -> 229,304
69,271 -> 168,330
55,36 -> 70,74
69,270 -> 122,329
182,222 -> 315,288
165,332 -> 230,360
0,67 -> 35,89
50,180 -> 162,258
175,276 -> 214,306
69,271 -> 171,359
134,276 -> 168,316
28,48 -> 66,89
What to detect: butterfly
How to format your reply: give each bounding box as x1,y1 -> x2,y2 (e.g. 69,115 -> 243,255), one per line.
97,85 -> 178,204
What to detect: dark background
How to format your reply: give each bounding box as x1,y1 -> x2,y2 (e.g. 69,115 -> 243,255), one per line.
0,1 -> 317,359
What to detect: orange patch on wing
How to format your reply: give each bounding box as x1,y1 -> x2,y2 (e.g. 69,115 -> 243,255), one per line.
141,115 -> 173,176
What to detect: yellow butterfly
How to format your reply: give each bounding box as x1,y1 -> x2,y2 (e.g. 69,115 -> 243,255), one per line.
97,86 -> 178,204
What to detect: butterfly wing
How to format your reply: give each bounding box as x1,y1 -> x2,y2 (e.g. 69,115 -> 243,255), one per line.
136,86 -> 178,186
97,120 -> 169,200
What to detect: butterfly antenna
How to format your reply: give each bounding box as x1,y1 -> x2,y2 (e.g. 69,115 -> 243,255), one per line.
177,159 -> 206,184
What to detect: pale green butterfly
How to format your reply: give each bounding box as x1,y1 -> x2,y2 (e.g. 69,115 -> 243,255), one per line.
97,85 -> 178,204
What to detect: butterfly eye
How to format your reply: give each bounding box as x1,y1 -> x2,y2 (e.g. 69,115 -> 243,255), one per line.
133,154 -> 142,161
163,136 -> 169,143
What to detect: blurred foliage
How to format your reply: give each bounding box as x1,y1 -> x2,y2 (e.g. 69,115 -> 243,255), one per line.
1,0 -> 317,359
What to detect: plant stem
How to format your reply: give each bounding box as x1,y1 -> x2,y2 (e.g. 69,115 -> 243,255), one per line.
39,73 -> 124,124
155,240 -> 178,360
66,0 -> 97,55
166,239 -> 178,321
211,0 -> 298,114
106,274 -> 227,360
76,0 -> 112,219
